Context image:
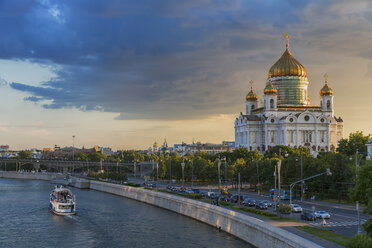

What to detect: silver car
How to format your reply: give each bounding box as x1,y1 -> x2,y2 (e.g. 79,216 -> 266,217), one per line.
315,211 -> 330,219
289,204 -> 302,213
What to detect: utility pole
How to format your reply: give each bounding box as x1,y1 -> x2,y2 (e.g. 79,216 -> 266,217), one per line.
238,172 -> 241,206
218,159 -> 221,193
300,155 -> 303,202
256,159 -> 260,195
191,159 -> 194,188
72,135 -> 75,161
181,159 -> 185,187
356,149 -> 362,234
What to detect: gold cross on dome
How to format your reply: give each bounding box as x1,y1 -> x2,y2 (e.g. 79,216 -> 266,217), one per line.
249,80 -> 254,89
284,33 -> 290,49
324,73 -> 328,83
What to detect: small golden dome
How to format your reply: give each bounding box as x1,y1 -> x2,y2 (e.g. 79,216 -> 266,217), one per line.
264,73 -> 277,95
153,141 -> 159,147
320,73 -> 333,96
269,34 -> 307,78
246,80 -> 258,101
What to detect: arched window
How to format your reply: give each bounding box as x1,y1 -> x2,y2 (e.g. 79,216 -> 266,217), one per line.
251,105 -> 255,110
327,100 -> 331,109
270,99 -> 274,109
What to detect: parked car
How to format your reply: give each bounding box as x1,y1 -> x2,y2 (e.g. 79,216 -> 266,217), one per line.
289,204 -> 303,213
256,202 -> 268,210
231,195 -> 245,203
185,189 -> 194,194
192,189 -> 200,194
201,192 -> 208,198
315,211 -> 330,219
301,212 -> 316,221
242,198 -> 256,207
219,195 -> 230,202
207,192 -> 217,199
262,200 -> 272,207
171,187 -> 178,192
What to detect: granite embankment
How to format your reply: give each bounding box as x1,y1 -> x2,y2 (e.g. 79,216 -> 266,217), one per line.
70,177 -> 322,248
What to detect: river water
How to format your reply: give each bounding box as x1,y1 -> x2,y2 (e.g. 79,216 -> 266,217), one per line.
0,179 -> 250,248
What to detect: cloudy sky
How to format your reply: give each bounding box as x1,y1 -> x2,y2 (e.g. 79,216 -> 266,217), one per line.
0,0 -> 371,150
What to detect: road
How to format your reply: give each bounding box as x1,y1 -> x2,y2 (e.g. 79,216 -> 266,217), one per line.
142,178 -> 370,238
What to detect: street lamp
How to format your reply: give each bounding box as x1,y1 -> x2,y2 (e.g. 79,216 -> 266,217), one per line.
72,135 -> 75,161
274,148 -> 288,210
181,159 -> 185,187
289,168 -> 332,205
217,159 -> 221,193
354,149 -> 365,234
296,155 -> 304,201
252,159 -> 260,195
221,157 -> 227,187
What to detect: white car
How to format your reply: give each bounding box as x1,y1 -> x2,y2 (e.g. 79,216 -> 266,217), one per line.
315,211 -> 330,219
289,204 -> 303,213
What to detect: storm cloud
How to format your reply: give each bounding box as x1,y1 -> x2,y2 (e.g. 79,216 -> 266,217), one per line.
4,0 -> 372,120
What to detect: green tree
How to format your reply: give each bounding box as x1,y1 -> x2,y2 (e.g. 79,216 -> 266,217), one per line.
87,152 -> 107,162
18,150 -> 32,159
337,131 -> 370,156
350,161 -> 372,239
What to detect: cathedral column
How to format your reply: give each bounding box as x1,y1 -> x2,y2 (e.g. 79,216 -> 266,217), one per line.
264,124 -> 268,150
296,122 -> 299,147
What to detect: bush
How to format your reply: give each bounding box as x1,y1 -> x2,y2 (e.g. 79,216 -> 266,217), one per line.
278,203 -> 292,214
347,234 -> 372,248
186,193 -> 202,199
124,182 -> 141,187
363,219 -> 372,238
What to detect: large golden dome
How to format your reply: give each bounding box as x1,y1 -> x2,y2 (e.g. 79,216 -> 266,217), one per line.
269,34 -> 307,78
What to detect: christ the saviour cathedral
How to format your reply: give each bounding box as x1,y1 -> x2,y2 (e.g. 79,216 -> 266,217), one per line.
234,34 -> 343,156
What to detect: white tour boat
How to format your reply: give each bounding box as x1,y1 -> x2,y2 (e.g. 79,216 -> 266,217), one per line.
49,185 -> 76,215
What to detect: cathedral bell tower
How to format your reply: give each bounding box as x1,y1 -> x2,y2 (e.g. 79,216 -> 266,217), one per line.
320,73 -> 334,116
264,72 -> 278,112
245,80 -> 258,115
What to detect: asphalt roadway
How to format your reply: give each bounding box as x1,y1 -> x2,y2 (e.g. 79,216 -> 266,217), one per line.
129,178 -> 370,238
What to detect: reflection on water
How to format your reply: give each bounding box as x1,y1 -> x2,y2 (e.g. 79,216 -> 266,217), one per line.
0,178 -> 250,248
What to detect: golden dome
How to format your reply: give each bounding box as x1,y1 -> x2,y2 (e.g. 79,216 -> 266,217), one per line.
320,73 -> 333,96
264,73 -> 277,95
153,141 -> 159,148
269,34 -> 307,78
246,80 -> 258,101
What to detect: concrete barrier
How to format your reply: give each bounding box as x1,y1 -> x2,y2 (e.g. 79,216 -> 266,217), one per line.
89,180 -> 323,248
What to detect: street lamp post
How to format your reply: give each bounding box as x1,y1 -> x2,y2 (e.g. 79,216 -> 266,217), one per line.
290,168 -> 332,205
181,159 -> 185,187
253,159 -> 260,195
355,149 -> 362,234
72,135 -> 75,161
191,158 -> 194,188
296,155 -> 304,201
156,160 -> 159,182
218,159 -> 221,193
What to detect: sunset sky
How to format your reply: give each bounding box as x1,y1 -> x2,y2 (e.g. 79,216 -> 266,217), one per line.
0,0 -> 371,150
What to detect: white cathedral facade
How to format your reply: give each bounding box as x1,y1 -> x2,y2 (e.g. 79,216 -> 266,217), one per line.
234,35 -> 343,156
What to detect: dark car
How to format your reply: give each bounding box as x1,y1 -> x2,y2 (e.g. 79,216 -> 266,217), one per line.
243,198 -> 256,207
201,192 -> 208,198
192,189 -> 200,194
219,195 -> 230,202
231,195 -> 245,203
261,200 -> 272,207
256,202 -> 268,210
301,212 -> 316,221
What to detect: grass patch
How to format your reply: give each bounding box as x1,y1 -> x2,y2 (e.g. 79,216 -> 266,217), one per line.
297,225 -> 351,247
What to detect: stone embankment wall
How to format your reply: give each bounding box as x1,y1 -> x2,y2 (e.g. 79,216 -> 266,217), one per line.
0,172 -> 322,248
88,180 -> 322,248
0,171 -> 52,181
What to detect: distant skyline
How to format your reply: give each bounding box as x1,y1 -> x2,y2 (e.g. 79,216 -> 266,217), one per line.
0,0 -> 372,150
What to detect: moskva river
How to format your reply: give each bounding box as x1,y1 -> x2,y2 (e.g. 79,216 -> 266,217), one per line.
0,179 -> 250,248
